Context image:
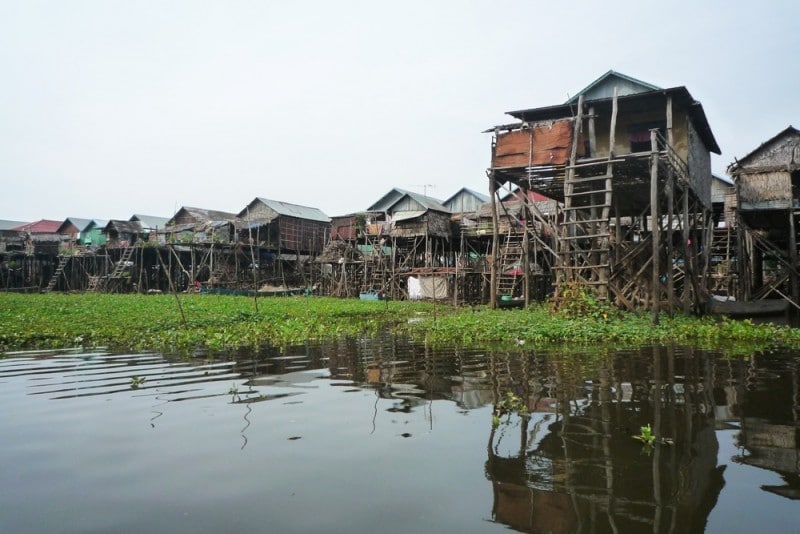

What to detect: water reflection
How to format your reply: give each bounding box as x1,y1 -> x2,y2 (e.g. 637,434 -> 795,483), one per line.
0,341 -> 798,533
482,347 -> 727,533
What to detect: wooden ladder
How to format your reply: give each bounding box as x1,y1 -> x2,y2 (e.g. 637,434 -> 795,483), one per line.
45,255 -> 70,292
554,171 -> 613,296
90,245 -> 137,292
497,232 -> 524,297
109,245 -> 136,279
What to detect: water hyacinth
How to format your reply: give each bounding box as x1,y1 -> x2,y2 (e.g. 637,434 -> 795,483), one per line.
2,293 -> 800,354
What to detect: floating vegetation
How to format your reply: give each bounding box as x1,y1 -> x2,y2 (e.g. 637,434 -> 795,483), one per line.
0,294 -> 434,353
634,423 -> 656,446
633,423 -> 674,455
130,375 -> 146,389
492,391 -> 529,429
1,293 -> 800,355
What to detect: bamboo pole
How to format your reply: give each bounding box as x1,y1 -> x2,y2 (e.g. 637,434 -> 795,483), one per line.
158,245 -> 187,326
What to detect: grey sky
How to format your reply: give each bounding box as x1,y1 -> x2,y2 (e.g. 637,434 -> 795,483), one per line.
1,1 -> 798,222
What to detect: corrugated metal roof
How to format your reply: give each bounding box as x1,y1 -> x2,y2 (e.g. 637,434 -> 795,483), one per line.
443,187 -> 489,206
564,70 -> 662,105
131,214 -> 170,230
12,219 -> 62,233
392,210 -> 427,222
0,220 -> 28,231
249,198 -> 330,222
57,218 -> 93,234
502,85 -> 721,156
367,188 -> 450,214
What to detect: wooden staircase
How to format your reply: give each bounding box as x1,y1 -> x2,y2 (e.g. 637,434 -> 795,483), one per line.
709,226 -> 736,297
110,245 -> 136,278
45,255 -> 71,292
90,245 -> 136,293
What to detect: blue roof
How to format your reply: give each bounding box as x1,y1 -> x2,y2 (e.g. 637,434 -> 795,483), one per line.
367,188 -> 450,213
565,70 -> 662,104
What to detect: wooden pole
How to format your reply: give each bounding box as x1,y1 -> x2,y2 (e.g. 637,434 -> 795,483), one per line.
665,94 -> 675,315
521,183 -> 530,307
651,129 -> 661,324
682,185 -> 691,313
666,169 -> 675,316
666,95 -> 674,148
600,90 -> 618,301
489,170 -> 499,309
561,95 -> 584,288
789,209 -> 798,304
158,245 -> 187,326
489,129 -> 500,309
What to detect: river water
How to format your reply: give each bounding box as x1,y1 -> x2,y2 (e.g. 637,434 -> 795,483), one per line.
1,339 -> 798,533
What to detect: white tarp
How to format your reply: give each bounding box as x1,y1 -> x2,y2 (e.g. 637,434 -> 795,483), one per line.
408,275 -> 449,300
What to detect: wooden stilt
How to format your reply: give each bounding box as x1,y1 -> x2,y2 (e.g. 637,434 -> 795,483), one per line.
650,129 -> 661,324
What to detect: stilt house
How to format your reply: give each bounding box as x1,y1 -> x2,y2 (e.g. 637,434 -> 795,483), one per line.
728,126 -> 800,307
367,188 -> 453,299
165,207 -> 237,244
237,198 -> 330,288
56,218 -> 92,249
487,70 -> 721,315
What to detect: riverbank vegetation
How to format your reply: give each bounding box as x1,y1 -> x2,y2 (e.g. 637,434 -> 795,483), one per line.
2,293 -> 800,354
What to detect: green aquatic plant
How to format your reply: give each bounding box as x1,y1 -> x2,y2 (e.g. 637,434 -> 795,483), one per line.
0,294 -> 435,353
2,293 -> 800,355
130,375 -> 146,389
633,423 -> 673,454
492,391 -> 529,428
635,423 -> 655,446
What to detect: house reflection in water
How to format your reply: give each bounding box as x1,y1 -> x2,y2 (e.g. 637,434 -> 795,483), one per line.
326,338 -> 796,531
721,352 -> 799,500
229,336 -> 797,530
483,347 -> 729,533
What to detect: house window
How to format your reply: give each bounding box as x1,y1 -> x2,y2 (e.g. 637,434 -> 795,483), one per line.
629,121 -> 666,152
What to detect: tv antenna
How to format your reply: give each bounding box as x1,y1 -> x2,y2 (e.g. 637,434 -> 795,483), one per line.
411,184 -> 436,197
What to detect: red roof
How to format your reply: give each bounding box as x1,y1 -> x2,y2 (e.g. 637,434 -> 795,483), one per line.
502,189 -> 551,203
11,219 -> 63,233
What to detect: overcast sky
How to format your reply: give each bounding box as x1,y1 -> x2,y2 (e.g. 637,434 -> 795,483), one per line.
1,1 -> 798,222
